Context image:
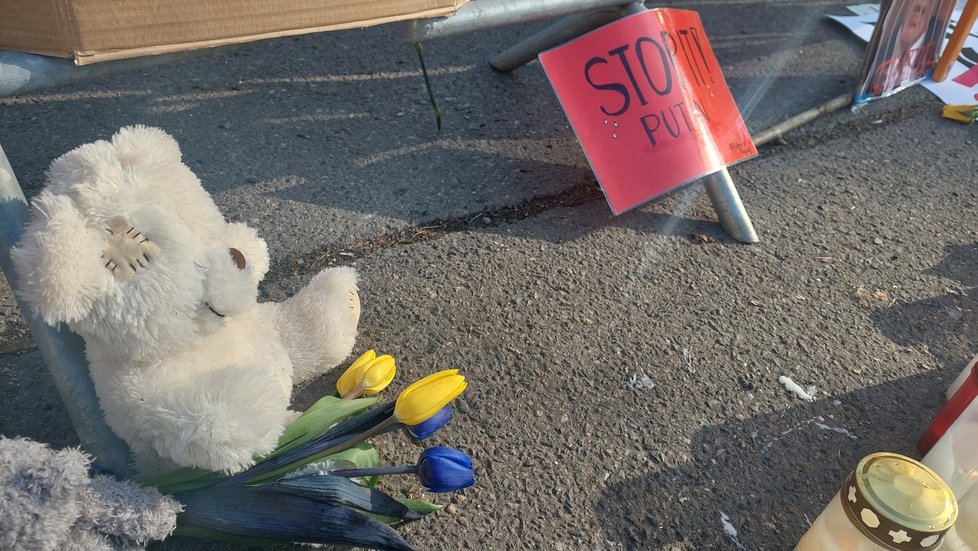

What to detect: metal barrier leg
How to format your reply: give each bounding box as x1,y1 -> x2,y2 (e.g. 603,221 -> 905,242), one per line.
0,145 -> 132,476
702,167 -> 759,244
406,0 -> 640,42
489,9 -> 625,71
489,2 -> 644,71
0,50 -> 201,98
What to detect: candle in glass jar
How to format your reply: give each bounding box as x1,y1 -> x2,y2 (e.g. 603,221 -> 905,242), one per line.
795,453 -> 957,551
941,482 -> 978,551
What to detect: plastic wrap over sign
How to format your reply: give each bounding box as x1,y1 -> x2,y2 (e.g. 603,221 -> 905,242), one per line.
539,9 -> 756,214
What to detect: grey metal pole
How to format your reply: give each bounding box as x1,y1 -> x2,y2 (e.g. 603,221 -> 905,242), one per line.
702,167 -> 759,244
0,50 -> 203,98
489,1 -> 644,71
0,145 -> 132,476
406,0 -> 640,42
489,9 -> 625,71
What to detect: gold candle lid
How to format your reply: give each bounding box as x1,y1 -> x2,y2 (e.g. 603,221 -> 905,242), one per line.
841,452 -> 957,550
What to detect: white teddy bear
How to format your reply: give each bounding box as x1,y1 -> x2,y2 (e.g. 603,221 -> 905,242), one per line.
12,126 -> 361,475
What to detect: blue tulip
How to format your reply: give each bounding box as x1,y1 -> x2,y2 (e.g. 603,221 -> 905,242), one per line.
406,405 -> 452,440
329,447 -> 475,494
417,447 -> 475,493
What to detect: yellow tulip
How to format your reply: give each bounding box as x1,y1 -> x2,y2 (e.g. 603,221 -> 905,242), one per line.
337,351 -> 395,399
394,369 -> 467,425
360,355 -> 396,396
336,350 -> 375,397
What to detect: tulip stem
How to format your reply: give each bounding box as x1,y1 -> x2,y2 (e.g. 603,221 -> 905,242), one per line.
259,416 -> 401,482
341,383 -> 365,401
216,416 -> 403,487
353,415 -> 400,443
330,465 -> 419,478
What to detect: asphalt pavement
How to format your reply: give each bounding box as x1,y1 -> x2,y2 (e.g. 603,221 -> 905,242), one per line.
2,1 -> 978,549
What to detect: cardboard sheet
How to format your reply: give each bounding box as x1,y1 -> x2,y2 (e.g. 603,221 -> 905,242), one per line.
0,0 -> 467,65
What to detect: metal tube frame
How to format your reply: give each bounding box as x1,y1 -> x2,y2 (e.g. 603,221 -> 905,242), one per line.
0,146 -> 133,476
488,9 -> 627,72
0,50 -> 205,97
405,0 -> 641,42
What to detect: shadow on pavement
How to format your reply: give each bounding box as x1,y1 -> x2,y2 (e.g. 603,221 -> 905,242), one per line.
597,370 -> 945,549
598,243 -> 978,549
872,242 -> 978,382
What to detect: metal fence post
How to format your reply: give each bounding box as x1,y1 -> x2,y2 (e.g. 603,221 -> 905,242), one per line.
0,145 -> 132,476
405,0 -> 639,42
702,168 -> 759,244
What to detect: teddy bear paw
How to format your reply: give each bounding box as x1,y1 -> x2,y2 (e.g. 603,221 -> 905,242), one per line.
101,216 -> 162,280
349,285 -> 361,323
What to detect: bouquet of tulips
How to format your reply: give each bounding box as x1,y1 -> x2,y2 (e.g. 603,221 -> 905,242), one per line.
139,351 -> 472,551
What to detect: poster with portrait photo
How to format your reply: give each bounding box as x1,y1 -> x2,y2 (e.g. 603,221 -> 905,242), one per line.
854,0 -> 956,107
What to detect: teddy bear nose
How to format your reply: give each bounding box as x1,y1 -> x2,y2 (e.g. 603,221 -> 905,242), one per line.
229,248 -> 247,270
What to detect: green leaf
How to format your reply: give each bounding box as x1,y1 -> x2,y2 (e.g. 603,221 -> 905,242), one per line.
138,468 -> 227,494
323,442 -> 380,470
363,498 -> 442,525
324,442 -> 381,487
271,396 -> 380,459
177,486 -> 417,550
154,472 -> 231,494
245,442 -> 379,486
269,474 -> 421,520
139,395 -> 380,493
172,524 -> 286,547
399,498 -> 443,516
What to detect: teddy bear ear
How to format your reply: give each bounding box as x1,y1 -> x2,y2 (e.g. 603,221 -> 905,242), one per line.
110,125 -> 183,170
11,191 -> 115,325
225,222 -> 270,283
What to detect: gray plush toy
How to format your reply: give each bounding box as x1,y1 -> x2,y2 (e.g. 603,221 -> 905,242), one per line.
0,437 -> 182,550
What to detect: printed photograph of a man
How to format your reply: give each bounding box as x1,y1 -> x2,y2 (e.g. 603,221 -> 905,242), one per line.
856,0 -> 955,102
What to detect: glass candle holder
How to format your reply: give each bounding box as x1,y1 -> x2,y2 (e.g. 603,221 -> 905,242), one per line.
941,482 -> 978,551
796,453 -> 957,551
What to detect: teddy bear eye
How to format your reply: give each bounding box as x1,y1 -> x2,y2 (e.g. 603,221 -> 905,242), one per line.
229,248 -> 247,270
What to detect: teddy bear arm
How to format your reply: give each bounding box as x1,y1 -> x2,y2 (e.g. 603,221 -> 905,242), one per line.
10,192 -> 115,325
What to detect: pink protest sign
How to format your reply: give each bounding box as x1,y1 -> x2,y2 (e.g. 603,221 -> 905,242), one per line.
539,9 -> 756,214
